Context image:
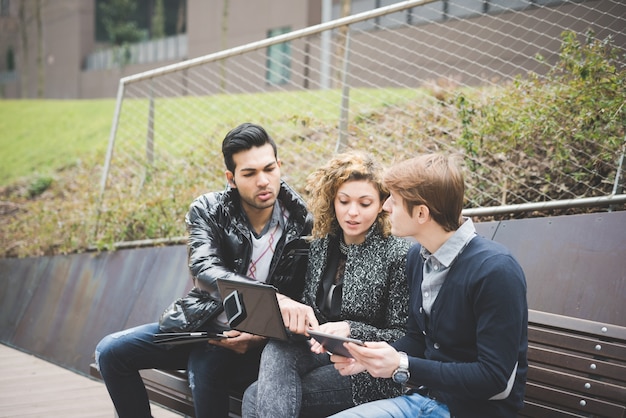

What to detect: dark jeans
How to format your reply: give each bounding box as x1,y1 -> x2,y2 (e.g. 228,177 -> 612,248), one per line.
95,322 -> 262,418
242,338 -> 353,418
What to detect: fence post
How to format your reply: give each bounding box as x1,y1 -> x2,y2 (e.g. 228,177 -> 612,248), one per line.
336,30 -> 352,154
143,82 -> 155,189
95,80 -> 126,238
610,135 -> 626,212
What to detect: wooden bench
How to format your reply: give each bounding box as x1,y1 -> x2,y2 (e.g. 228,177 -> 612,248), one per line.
89,309 -> 626,418
89,364 -> 242,418
81,212 -> 625,417
522,310 -> 626,418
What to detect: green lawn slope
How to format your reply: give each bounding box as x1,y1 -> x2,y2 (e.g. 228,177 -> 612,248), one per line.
0,99 -> 115,186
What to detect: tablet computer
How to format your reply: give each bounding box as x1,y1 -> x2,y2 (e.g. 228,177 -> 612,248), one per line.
216,278 -> 289,341
307,329 -> 365,358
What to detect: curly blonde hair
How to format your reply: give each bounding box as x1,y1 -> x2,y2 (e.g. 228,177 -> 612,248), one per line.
305,151 -> 391,239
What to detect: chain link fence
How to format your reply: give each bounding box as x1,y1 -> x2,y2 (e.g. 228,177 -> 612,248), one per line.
95,0 -> 626,245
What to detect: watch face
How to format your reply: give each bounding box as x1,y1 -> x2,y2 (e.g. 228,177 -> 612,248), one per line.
392,370 -> 409,384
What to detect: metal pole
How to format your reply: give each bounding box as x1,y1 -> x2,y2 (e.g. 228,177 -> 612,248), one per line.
336,30 -> 351,154
95,80 -> 125,238
462,194 -> 626,217
320,0 -> 332,89
145,83 -> 155,167
611,135 -> 625,196
609,135 -> 626,212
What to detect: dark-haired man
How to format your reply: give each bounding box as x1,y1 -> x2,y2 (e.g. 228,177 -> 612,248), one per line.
96,123 -> 313,418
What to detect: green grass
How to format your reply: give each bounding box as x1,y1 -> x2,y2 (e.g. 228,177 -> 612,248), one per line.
0,89 -> 420,187
0,99 -> 116,186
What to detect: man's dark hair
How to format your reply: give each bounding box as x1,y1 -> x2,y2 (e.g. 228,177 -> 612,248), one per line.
222,123 -> 278,172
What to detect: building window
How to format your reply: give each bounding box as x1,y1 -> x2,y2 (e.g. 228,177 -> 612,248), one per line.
95,0 -> 187,43
1,0 -> 10,17
6,46 -> 15,71
266,27 -> 291,85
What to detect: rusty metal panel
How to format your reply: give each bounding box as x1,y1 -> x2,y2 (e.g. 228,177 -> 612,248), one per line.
0,245 -> 190,375
123,246 -> 192,329
492,212 -> 626,326
0,256 -> 49,342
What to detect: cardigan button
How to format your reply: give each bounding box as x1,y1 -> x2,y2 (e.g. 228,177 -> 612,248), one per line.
434,343 -> 440,349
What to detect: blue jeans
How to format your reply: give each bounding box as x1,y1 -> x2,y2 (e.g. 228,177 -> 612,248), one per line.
242,338 -> 353,418
95,322 -> 262,418
328,392 -> 450,418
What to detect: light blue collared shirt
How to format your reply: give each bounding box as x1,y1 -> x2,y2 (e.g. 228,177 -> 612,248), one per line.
420,217 -> 476,315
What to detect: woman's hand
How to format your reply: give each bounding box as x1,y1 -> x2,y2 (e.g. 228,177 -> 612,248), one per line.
309,321 -> 351,354
319,321 -> 350,336
277,295 -> 319,335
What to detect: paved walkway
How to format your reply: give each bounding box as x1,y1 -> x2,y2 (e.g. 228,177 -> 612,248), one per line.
0,344 -> 182,418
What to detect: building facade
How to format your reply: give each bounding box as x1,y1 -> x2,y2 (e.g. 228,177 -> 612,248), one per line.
0,0 -> 623,99
0,0 -> 321,99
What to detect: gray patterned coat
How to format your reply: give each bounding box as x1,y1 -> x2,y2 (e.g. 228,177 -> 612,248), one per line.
302,224 -> 412,405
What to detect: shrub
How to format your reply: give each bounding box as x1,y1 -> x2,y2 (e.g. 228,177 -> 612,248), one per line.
27,176 -> 53,198
456,30 -> 625,207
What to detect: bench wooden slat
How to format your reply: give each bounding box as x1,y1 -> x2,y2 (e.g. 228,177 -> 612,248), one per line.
140,369 -> 192,396
528,345 -> 626,383
141,383 -> 195,417
529,325 -> 626,362
528,364 -> 626,404
524,381 -> 626,418
519,400 -> 587,418
528,310 -> 626,341
524,310 -> 626,418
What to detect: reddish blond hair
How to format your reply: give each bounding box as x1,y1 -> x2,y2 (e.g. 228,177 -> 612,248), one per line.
383,153 -> 464,232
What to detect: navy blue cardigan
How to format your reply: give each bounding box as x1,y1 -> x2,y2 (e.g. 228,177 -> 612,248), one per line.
393,236 -> 528,417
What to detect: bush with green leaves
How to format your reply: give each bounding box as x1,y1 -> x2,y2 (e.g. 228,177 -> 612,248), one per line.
456,30 -> 625,207
27,176 -> 53,198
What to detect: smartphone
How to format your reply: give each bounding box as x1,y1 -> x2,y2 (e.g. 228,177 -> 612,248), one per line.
223,289 -> 247,327
308,329 -> 365,358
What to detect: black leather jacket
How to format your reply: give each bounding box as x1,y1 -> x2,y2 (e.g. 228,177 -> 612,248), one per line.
185,180 -> 312,301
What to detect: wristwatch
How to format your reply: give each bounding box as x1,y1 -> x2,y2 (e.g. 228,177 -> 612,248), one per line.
392,351 -> 410,385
